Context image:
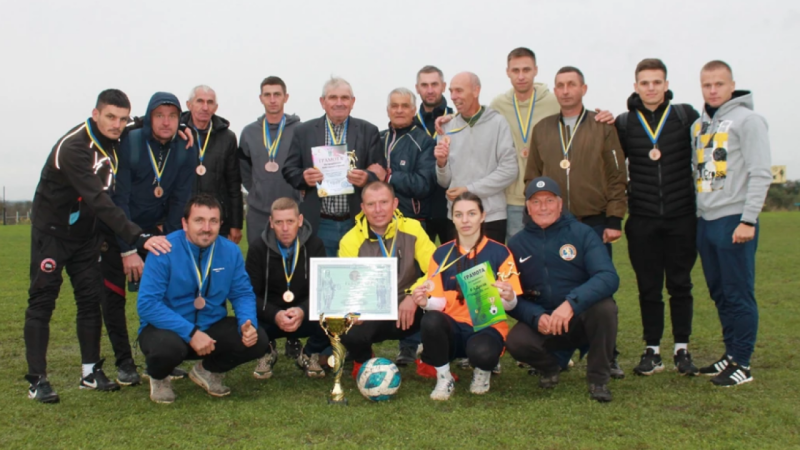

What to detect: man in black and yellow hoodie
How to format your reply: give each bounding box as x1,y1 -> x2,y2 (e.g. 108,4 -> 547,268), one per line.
339,182 -> 436,377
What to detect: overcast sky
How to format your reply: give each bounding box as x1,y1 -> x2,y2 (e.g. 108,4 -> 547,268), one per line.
1,0 -> 796,200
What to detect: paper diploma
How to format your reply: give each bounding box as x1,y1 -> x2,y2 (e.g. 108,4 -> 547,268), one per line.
311,144 -> 354,197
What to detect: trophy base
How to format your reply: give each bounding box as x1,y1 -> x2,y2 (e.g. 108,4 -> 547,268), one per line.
327,397 -> 349,406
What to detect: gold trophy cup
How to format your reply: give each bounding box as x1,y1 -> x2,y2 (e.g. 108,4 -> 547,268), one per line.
319,312 -> 360,405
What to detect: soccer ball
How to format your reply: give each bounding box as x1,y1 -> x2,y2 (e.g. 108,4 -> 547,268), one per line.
356,357 -> 401,401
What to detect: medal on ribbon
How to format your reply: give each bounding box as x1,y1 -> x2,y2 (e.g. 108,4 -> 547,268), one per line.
446,107 -> 484,136
376,219 -> 398,258
326,116 -> 349,146
186,240 -> 216,310
637,103 -> 672,161
147,143 -> 171,198
513,90 -> 537,145
558,109 -> 587,170
84,119 -> 119,186
423,242 -> 473,292
194,121 -> 213,176
278,238 -> 300,303
263,115 -> 286,172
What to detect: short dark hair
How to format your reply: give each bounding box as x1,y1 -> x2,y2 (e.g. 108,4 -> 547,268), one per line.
635,58 -> 668,80
260,76 -> 287,94
507,47 -> 536,64
183,193 -> 222,220
416,65 -> 444,83
361,181 -> 395,200
96,89 -> 131,110
555,66 -> 585,85
702,60 -> 733,77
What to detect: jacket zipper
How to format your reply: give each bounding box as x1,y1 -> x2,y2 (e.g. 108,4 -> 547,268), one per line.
541,228 -> 552,301
650,111 -> 665,215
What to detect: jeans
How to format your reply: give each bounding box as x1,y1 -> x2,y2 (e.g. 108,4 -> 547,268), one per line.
317,217 -> 355,257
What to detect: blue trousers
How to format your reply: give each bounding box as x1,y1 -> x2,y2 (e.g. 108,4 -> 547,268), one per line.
317,217 -> 355,257
697,215 -> 759,367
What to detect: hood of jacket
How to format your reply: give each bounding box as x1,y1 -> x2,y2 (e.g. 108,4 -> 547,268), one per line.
261,218 -> 314,252
707,90 -> 754,118
626,90 -> 675,112
498,82 -> 555,107
254,113 -> 301,128
142,92 -> 182,141
180,111 -> 231,133
352,209 -> 406,240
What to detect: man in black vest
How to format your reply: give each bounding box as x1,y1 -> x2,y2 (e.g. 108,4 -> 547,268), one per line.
615,59 -> 700,377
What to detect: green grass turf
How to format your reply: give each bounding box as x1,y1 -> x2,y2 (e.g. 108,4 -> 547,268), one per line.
0,214 -> 798,449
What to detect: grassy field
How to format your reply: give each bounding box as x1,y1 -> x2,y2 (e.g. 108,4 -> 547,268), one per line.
0,213 -> 798,449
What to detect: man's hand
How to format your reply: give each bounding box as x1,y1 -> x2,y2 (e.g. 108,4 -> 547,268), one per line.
396,295 -> 418,331
367,163 -> 387,182
275,310 -> 293,331
303,167 -> 324,186
228,228 -> 242,244
347,169 -> 369,187
190,330 -> 216,356
594,109 -> 615,124
537,314 -> 552,334
283,307 -> 304,333
177,128 -> 195,149
603,228 -> 622,244
434,138 -> 450,168
549,301 -> 574,336
434,115 -> 453,136
492,281 -> 515,302
446,186 -> 468,201
241,319 -> 258,348
122,253 -> 144,282
411,285 -> 429,308
733,223 -> 756,244
143,236 -> 172,256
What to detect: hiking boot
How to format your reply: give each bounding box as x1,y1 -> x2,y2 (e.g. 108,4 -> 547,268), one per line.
589,383 -> 613,402
116,359 -> 141,386
189,362 -> 231,397
285,338 -> 303,360
143,367 -> 188,380
395,346 -> 416,367
699,354 -> 732,377
297,353 -> 325,378
430,371 -> 455,401
674,349 -> 699,376
470,368 -> 491,394
25,375 -> 59,404
254,346 -> 278,380
711,361 -> 753,387
633,348 -> 664,376
80,359 -> 120,391
539,371 -> 560,389
609,357 -> 625,379
149,376 -> 176,404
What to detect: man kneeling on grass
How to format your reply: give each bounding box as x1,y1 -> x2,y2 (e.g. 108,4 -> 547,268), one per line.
137,194 -> 268,404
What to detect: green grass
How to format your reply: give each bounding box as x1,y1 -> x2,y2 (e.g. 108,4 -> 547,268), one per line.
1,214 -> 799,449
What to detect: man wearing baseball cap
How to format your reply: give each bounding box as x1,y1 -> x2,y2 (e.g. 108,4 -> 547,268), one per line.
505,176 -> 620,402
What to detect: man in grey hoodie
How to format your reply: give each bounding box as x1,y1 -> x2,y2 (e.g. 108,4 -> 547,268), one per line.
435,72 -> 517,244
692,60 -> 771,387
239,76 -> 302,247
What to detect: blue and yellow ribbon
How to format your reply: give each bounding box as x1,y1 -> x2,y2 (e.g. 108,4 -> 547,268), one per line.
262,115 -> 286,160
84,119 -> 118,181
636,103 -> 672,146
513,90 -> 538,144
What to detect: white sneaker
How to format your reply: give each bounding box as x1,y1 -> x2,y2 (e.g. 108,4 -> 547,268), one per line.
430,371 -> 455,401
470,368 -> 491,395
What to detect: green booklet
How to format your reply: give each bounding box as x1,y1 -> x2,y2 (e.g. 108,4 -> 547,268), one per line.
455,261 -> 507,331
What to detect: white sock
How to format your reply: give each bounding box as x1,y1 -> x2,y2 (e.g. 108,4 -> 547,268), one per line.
674,343 -> 688,355
82,363 -> 95,378
647,345 -> 660,355
435,364 -> 450,377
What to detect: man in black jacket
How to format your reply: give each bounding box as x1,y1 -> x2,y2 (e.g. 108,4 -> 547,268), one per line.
25,89 -> 171,403
615,59 -> 701,376
282,76 -> 386,256
182,85 -> 243,244
245,198 -> 329,379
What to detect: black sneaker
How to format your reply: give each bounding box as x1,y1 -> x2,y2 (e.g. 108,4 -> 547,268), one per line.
25,375 -> 60,404
711,362 -> 753,387
116,359 -> 141,386
699,354 -> 731,376
609,357 -> 625,379
589,383 -> 613,402
539,371 -> 560,389
674,349 -> 699,376
395,346 -> 416,367
633,348 -> 664,376
285,338 -> 303,360
80,359 -> 120,391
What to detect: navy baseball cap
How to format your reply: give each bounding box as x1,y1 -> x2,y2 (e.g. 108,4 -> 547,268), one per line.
525,176 -> 562,199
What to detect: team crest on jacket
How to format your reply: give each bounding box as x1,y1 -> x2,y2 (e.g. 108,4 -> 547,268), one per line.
40,258 -> 57,273
559,245 -> 577,261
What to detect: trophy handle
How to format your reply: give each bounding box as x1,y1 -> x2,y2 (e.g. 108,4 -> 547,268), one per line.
319,313 -> 331,337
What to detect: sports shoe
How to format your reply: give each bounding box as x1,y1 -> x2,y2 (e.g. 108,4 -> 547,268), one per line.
456,358 -> 471,369
415,359 -> 459,381
254,346 -> 278,380
116,359 -> 141,386
674,349 -> 699,376
189,362 -> 231,397
711,361 -> 753,387
25,375 -> 59,404
297,353 -> 325,378
143,367 -> 188,380
285,338 -> 303,360
539,371 -> 560,389
395,346 -> 416,367
430,371 -> 455,401
699,354 -> 731,377
609,357 -> 625,379
589,383 -> 613,402
470,368 -> 491,394
633,348 -> 664,376
80,359 -> 120,391
492,362 -> 502,375
149,376 -> 176,404
516,360 -> 530,369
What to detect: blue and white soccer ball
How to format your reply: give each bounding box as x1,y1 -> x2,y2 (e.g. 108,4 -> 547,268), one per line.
356,357 -> 401,401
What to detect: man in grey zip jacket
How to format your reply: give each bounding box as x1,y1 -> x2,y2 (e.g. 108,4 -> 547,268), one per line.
239,76 -> 303,246
434,72 -> 517,244
692,60 -> 771,387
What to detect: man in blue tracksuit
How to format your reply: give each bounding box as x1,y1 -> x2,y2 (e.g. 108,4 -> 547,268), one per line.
102,92 -> 195,385
505,177 -> 619,402
138,194 -> 268,404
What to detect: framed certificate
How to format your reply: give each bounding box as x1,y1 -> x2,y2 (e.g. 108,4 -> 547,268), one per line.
309,257 -> 398,321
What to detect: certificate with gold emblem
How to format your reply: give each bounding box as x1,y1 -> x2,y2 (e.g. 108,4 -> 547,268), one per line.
311,145 -> 354,197
309,257 -> 398,321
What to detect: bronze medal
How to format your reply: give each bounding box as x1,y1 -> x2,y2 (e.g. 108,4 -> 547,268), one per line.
196,165 -> 207,176
194,296 -> 206,309
649,148 -> 662,161
265,161 -> 279,172
154,186 -> 164,198
282,290 -> 294,303
521,149 -> 529,158
559,159 -> 571,170
422,280 -> 435,292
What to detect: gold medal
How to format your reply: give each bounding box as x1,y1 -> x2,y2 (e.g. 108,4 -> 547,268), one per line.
422,280 -> 435,292
194,296 -> 206,309
649,148 -> 662,161
265,161 -> 279,172
283,290 -> 294,303
560,159 -> 571,170
154,186 -> 164,198
196,165 -> 206,176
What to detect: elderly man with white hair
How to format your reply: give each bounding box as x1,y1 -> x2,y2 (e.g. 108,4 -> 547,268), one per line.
282,76 -> 386,256
180,85 -> 243,244
434,72 -> 517,244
